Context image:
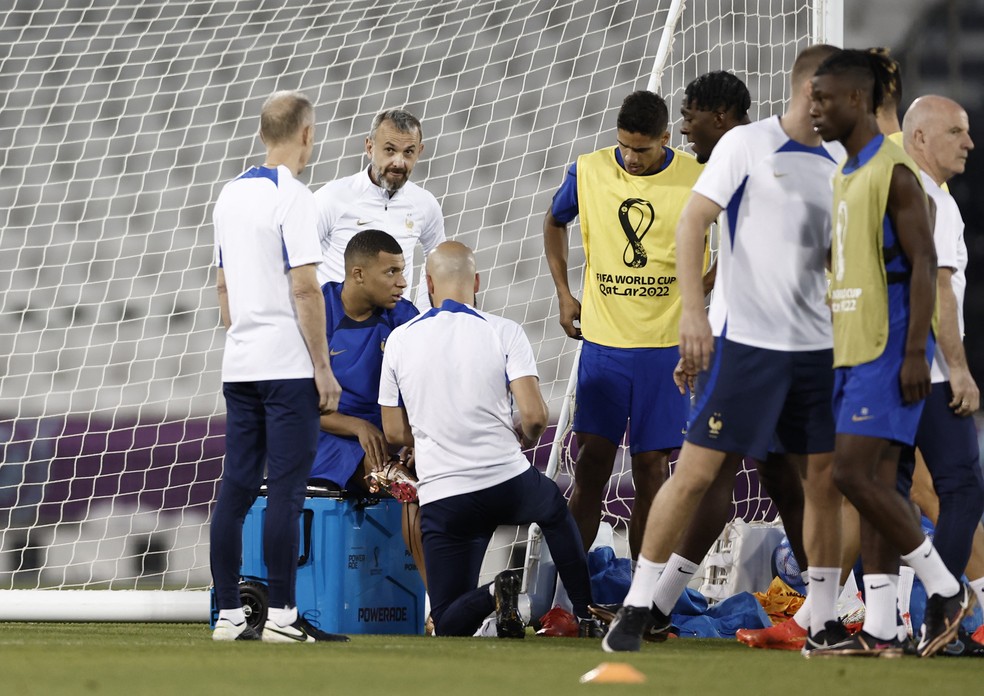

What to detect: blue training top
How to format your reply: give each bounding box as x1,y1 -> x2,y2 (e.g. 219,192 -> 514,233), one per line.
323,281 -> 419,423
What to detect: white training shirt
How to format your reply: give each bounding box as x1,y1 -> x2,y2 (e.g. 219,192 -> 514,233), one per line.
922,170 -> 968,383
694,116 -> 838,351
213,164 -> 322,382
379,300 -> 539,505
312,167 -> 446,310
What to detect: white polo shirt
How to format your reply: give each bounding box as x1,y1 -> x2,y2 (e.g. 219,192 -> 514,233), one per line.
379,300 -> 538,505
694,117 -> 838,351
313,168 -> 445,308
213,164 -> 322,382
922,170 -> 968,384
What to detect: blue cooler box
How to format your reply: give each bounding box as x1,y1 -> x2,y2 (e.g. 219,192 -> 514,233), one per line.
214,489 -> 425,635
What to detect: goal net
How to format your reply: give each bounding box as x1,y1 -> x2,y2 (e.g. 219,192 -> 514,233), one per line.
0,0 -> 841,618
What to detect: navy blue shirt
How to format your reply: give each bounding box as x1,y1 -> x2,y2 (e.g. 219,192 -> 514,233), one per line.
323,281 -> 419,423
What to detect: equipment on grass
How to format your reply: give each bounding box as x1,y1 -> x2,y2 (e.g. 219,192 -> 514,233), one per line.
209,486 -> 425,636
0,0 -> 842,619
536,606 -> 579,637
771,534 -> 807,594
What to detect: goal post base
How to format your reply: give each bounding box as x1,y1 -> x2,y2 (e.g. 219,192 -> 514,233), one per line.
0,590 -> 210,622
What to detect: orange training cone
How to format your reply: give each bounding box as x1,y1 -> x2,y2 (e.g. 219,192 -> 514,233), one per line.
579,662 -> 646,684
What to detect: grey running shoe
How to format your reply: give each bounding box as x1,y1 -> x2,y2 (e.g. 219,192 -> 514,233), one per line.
601,605 -> 653,653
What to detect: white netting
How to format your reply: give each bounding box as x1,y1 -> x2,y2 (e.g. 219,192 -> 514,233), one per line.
0,0 -> 834,597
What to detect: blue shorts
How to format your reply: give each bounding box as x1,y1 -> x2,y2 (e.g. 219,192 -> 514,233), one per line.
572,341 -> 687,454
686,338 -> 835,461
310,431 -> 365,487
833,321 -> 935,446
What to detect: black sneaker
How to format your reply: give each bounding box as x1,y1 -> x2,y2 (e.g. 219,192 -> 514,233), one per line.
940,626 -> 984,657
804,629 -> 905,658
802,620 -> 853,658
917,584 -> 976,657
589,602 -> 671,642
577,616 -> 606,638
601,605 -> 653,653
645,604 -> 673,643
494,570 -> 526,638
262,614 -> 350,643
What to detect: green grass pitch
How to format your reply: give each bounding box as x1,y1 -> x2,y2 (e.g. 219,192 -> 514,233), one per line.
2,624 -> 980,696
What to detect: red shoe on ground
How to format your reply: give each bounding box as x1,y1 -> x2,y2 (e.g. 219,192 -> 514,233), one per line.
536,606 -> 579,637
736,618 -> 807,651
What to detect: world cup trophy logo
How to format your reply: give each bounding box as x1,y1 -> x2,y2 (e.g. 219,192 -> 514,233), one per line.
618,197 -> 655,268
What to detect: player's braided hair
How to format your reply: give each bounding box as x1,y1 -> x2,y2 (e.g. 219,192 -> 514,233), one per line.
866,47 -> 902,107
617,90 -> 669,137
683,71 -> 750,120
814,48 -> 889,113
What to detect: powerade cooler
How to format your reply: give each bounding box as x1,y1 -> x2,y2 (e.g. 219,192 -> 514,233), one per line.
210,485 -> 425,635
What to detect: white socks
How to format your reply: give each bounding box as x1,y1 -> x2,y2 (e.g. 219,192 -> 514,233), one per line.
791,590 -> 811,629
623,556 -> 666,608
861,573 -> 898,640
901,537 -> 960,598
217,608 -> 246,625
267,605 -> 298,627
806,566 -> 840,635
653,553 -> 698,615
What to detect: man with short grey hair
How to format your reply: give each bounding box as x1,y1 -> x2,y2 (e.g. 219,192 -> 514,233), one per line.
898,94 -> 984,655
314,108 -> 446,310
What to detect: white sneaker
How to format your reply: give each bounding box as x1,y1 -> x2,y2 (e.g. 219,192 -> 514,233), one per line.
212,618 -> 260,641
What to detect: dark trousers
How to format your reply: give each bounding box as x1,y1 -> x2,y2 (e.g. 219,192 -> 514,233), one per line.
421,466 -> 593,636
898,382 -> 984,577
211,378 -> 319,610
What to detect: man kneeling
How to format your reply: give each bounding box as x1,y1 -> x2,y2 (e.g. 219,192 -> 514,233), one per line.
379,241 -> 599,638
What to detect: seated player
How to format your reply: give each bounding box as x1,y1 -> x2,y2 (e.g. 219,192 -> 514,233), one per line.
310,229 -> 426,589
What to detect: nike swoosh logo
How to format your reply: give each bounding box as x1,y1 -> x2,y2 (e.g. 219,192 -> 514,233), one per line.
773,171 -> 788,178
808,576 -> 825,582
330,349 -> 346,357
356,219 -> 372,226
870,583 -> 890,590
676,567 -> 691,574
264,624 -> 310,642
851,414 -> 874,422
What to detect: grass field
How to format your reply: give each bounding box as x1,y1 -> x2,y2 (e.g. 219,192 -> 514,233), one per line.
1,624 -> 981,696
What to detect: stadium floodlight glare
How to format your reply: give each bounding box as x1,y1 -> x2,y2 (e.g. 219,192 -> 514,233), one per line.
0,0 -> 841,621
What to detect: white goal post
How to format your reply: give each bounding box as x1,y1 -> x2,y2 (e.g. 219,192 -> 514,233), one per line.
0,0 -> 841,621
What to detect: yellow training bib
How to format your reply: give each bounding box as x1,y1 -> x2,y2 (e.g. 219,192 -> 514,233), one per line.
575,147 -> 703,348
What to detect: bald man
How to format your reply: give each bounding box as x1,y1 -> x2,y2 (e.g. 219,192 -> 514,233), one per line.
898,96 -> 984,655
378,242 -> 599,639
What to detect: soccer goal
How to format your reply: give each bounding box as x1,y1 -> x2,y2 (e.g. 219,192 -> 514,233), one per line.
0,0 -> 842,620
